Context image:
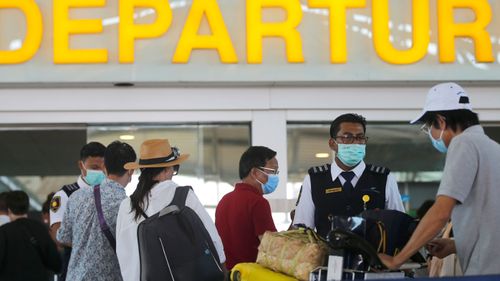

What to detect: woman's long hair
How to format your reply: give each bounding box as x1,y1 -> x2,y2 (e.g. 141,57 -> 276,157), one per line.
130,167 -> 166,221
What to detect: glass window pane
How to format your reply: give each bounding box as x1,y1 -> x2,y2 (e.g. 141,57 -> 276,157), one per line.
87,124 -> 251,212
287,122 -> 500,215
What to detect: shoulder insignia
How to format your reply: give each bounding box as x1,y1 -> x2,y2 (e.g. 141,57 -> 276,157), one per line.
62,183 -> 80,197
50,196 -> 61,213
368,164 -> 390,174
309,164 -> 331,174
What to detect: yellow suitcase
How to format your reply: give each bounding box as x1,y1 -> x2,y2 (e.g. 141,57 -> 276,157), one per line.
231,263 -> 298,281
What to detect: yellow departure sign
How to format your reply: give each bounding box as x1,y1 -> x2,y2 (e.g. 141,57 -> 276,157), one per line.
0,0 -> 496,65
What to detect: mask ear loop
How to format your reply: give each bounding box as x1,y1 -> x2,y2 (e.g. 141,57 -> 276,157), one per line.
253,168 -> 267,185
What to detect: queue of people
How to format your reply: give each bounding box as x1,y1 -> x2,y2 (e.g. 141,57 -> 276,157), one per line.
0,81 -> 499,280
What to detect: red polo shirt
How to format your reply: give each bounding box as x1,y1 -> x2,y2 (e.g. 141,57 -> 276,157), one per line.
215,182 -> 277,269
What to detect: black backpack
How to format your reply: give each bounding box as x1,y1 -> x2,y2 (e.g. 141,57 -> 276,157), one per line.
137,186 -> 225,281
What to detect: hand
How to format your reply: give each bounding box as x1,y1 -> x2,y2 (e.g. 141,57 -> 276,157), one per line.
378,253 -> 403,270
426,238 -> 456,258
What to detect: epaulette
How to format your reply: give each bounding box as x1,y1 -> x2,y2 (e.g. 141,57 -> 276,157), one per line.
62,182 -> 80,197
308,164 -> 330,174
367,164 -> 390,175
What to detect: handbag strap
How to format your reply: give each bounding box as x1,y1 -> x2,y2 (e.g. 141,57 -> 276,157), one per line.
93,185 -> 116,252
442,222 -> 453,239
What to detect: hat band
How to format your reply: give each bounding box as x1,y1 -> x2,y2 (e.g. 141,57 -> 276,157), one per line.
138,152 -> 176,165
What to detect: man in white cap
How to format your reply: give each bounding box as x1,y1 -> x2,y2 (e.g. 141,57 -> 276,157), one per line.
380,82 -> 500,275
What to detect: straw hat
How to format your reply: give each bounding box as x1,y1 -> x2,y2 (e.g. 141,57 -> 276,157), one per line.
124,139 -> 189,169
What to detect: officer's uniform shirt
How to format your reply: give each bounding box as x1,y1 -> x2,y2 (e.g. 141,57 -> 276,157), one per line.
293,160 -> 405,230
49,176 -> 89,227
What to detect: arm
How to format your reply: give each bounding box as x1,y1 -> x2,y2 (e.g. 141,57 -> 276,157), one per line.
379,195 -> 456,269
292,175 -> 315,228
385,173 -> 405,212
43,226 -> 63,273
56,195 -> 74,247
49,191 -> 66,249
186,190 -> 227,264
253,199 -> 276,240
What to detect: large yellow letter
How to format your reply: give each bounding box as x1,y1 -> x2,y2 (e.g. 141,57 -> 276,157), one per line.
53,0 -> 107,64
308,0 -> 365,63
0,0 -> 42,64
373,0 -> 429,64
173,0 -> 237,63
438,0 -> 493,63
119,0 -> 172,63
247,0 -> 304,63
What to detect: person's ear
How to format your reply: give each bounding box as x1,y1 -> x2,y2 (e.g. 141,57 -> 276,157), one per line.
328,138 -> 338,152
437,115 -> 447,130
251,167 -> 262,180
78,160 -> 86,176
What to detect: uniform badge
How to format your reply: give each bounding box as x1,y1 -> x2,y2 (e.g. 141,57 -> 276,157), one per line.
325,187 -> 342,194
50,196 -> 61,212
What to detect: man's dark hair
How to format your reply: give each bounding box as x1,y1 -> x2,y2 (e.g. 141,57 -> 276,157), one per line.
416,199 -> 434,220
239,146 -> 277,179
330,113 -> 367,138
421,109 -> 479,132
42,192 -> 55,215
105,141 -> 137,176
80,142 -> 106,161
0,192 -> 8,212
6,191 -> 29,215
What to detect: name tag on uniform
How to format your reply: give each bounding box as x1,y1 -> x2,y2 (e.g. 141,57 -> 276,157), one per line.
325,187 -> 342,194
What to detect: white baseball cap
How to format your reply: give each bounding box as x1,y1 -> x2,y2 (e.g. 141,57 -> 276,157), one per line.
410,82 -> 474,124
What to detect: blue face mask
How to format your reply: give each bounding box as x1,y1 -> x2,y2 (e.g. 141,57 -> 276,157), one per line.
336,144 -> 366,167
256,170 -> 279,194
428,128 -> 448,153
84,168 -> 106,186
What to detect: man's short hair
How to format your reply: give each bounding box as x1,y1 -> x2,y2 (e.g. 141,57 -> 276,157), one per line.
105,141 -> 137,176
421,109 -> 479,132
41,192 -> 55,215
330,113 -> 367,138
80,142 -> 106,161
6,191 -> 29,215
0,192 -> 8,212
239,146 -> 277,180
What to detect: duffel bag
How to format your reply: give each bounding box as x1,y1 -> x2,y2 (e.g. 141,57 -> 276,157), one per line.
256,228 -> 329,281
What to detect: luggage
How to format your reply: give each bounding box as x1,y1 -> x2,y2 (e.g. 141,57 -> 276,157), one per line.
360,209 -> 425,262
137,186 -> 224,281
231,263 -> 298,281
256,228 -> 329,281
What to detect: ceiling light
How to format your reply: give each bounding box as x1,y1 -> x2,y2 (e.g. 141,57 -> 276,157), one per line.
120,134 -> 135,140
315,153 -> 330,158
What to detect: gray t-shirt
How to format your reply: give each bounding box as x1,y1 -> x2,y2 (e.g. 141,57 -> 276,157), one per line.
437,125 -> 500,275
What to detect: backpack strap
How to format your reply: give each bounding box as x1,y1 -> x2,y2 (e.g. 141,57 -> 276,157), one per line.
170,185 -> 192,209
93,185 -> 116,252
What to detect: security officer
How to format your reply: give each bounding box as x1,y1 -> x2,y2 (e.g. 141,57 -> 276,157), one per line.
293,113 -> 405,238
49,141 -> 106,281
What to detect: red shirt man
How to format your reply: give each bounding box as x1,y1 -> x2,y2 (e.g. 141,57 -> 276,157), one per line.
215,146 -> 278,270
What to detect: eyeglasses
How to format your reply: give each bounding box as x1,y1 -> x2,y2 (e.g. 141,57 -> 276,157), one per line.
420,124 -> 431,135
258,166 -> 279,175
334,135 -> 368,144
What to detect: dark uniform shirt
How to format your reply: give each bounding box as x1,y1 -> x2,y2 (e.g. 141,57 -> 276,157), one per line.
0,218 -> 62,281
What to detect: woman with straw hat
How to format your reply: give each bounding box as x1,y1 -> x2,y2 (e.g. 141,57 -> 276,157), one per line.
115,139 -> 226,281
